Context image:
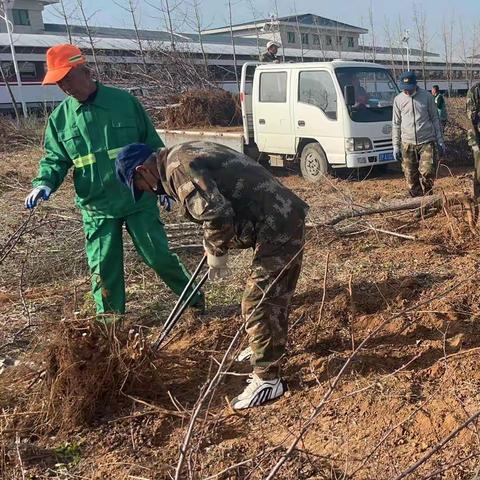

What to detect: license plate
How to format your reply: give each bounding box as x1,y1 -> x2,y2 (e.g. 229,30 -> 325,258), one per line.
379,152 -> 394,162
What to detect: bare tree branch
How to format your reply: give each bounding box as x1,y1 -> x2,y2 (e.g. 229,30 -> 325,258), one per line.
393,409 -> 480,480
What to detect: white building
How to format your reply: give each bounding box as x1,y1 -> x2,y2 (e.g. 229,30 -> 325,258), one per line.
202,14 -> 367,54
0,0 -> 57,34
0,0 -> 479,109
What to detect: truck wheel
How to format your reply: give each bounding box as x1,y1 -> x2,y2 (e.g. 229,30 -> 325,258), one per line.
300,143 -> 329,182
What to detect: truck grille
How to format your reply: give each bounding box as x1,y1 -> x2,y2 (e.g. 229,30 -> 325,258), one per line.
373,138 -> 393,151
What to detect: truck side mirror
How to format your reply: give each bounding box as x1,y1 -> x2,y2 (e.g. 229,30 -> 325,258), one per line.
344,85 -> 355,107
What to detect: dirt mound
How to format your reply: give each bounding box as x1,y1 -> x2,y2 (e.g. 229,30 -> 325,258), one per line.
164,89 -> 241,129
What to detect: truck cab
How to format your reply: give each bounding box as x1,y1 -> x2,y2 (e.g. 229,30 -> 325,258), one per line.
241,60 -> 399,182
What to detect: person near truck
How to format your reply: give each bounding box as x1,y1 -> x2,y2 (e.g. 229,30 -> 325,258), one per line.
260,41 -> 281,63
431,85 -> 448,132
115,141 -> 309,409
392,71 -> 445,197
24,44 -> 203,319
336,72 -> 369,107
467,81 -> 480,197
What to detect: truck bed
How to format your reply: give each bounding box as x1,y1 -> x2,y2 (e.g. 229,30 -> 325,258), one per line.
157,127 -> 245,153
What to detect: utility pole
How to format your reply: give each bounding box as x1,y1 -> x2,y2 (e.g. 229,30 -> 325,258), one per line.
402,29 -> 410,71
227,0 -> 239,93
0,0 -> 28,117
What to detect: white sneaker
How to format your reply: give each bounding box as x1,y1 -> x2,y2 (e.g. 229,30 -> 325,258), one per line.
236,345 -> 253,362
231,374 -> 286,410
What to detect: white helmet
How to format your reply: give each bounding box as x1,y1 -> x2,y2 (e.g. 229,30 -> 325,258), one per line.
266,41 -> 281,49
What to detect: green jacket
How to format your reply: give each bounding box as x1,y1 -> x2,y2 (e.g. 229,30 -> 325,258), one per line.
33,83 -> 164,218
467,82 -> 480,147
433,92 -> 447,121
259,51 -> 278,62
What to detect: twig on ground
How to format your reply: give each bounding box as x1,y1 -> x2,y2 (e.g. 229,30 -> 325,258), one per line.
203,447 -> 281,480
19,252 -> 32,326
15,432 -> 26,480
313,252 -> 330,344
347,226 -> 417,240
123,394 -> 188,419
352,393 -> 436,476
263,274 -> 477,480
0,210 -> 35,265
348,273 -> 355,351
392,409 -> 480,480
173,244 -> 307,480
419,453 -> 476,480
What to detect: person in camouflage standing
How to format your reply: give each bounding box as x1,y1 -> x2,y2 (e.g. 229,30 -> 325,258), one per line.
115,141 -> 309,409
259,41 -> 281,63
466,82 -> 480,198
393,71 -> 445,197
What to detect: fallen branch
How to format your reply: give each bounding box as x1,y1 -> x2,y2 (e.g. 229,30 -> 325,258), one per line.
345,226 -> 417,241
324,195 -> 443,226
393,409 -> 480,480
420,453 -> 477,480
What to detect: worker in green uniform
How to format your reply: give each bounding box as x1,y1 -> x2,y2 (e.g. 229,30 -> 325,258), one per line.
431,85 -> 448,133
24,44 -> 203,318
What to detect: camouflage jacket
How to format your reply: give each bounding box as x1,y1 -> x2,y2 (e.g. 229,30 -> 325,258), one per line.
467,82 -> 480,147
259,51 -> 278,63
156,142 -> 309,257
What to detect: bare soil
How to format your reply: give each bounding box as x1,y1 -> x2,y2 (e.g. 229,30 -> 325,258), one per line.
1,101 -> 480,479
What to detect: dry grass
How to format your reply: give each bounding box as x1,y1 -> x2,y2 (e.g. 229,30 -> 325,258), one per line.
2,98 -> 480,479
0,116 -> 45,154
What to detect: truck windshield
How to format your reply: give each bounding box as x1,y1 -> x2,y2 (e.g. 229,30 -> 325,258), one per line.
335,67 -> 398,123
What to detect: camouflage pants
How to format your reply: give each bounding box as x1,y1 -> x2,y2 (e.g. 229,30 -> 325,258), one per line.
401,141 -> 437,197
242,216 -> 305,380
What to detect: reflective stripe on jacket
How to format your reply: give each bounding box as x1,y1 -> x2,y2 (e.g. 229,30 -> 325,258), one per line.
32,83 -> 164,218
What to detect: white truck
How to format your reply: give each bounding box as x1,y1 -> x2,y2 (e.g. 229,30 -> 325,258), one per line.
157,60 -> 400,182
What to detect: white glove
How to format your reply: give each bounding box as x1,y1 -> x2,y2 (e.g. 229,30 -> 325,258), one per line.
206,252 -> 230,281
25,186 -> 52,209
393,146 -> 402,162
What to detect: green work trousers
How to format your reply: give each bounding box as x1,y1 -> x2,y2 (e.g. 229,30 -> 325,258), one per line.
83,208 -> 198,314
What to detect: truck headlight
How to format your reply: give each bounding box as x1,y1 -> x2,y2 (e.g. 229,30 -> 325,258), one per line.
345,137 -> 373,152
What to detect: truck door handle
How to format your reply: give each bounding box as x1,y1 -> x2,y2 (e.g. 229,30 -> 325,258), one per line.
259,119 -> 266,125
298,120 -> 305,127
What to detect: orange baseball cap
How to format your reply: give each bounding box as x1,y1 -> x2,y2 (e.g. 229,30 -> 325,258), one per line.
42,44 -> 86,85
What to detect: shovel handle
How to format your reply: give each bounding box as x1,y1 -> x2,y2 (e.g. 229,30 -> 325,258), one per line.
153,256 -> 207,350
153,271 -> 208,350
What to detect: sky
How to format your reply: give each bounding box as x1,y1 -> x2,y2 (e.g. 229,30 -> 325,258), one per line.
43,0 -> 479,53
